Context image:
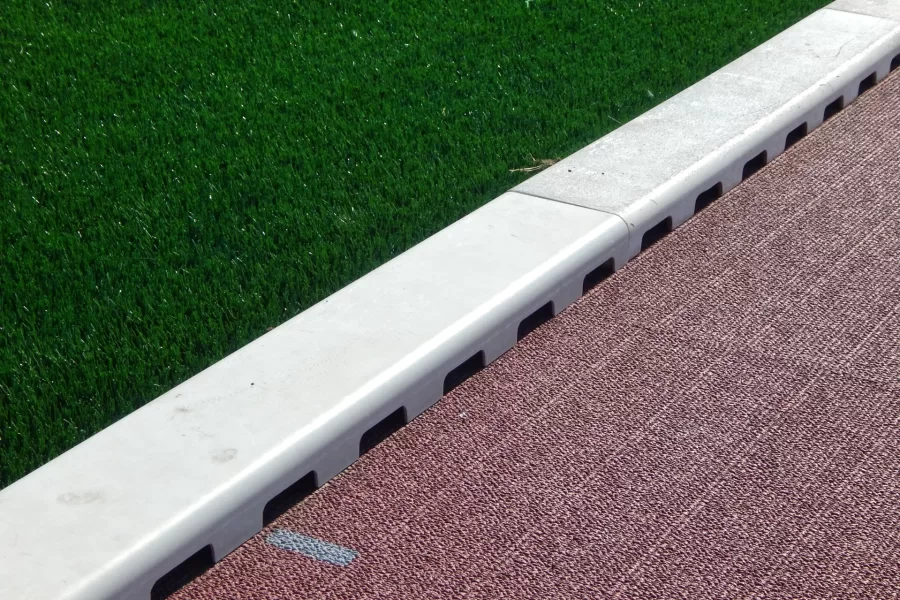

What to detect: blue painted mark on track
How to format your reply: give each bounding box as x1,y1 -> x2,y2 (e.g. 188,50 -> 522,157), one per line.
265,529 -> 359,567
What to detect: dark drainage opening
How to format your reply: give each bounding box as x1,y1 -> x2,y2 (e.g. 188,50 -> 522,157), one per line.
858,72 -> 877,96
694,182 -> 723,214
151,545 -> 214,600
784,122 -> 808,150
824,96 -> 844,121
742,151 -> 767,181
892,54 -> 900,72
359,406 -> 407,456
443,351 -> 485,395
517,302 -> 554,341
641,217 -> 672,252
582,257 -> 615,294
263,471 -> 317,526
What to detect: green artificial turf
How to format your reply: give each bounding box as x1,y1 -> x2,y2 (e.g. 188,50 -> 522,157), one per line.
1,0 -> 829,488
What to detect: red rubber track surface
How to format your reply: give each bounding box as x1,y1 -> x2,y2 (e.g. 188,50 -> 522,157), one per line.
178,70 -> 900,600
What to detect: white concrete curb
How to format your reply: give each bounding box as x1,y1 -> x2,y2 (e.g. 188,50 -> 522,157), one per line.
2,2 -> 899,599
515,6 -> 900,258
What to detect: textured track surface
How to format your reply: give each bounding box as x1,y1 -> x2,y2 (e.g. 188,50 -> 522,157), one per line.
178,71 -> 900,599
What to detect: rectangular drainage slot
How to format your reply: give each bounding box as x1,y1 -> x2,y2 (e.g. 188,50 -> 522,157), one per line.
517,302 -> 554,341
443,351 -> 485,395
784,122 -> 808,150
641,217 -> 672,252
858,72 -> 877,96
824,96 -> 844,121
582,258 -> 615,294
694,182 -> 723,214
742,151 -> 767,181
263,471 -> 317,527
892,54 -> 900,72
151,545 -> 214,600
359,406 -> 407,456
